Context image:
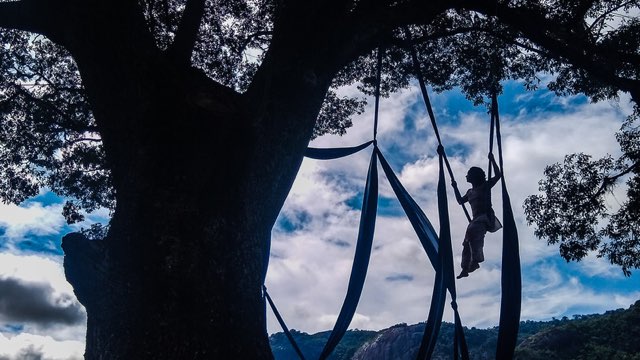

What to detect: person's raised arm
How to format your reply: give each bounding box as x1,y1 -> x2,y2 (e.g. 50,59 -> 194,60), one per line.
452,180 -> 467,204
438,145 -> 468,205
488,153 -> 501,187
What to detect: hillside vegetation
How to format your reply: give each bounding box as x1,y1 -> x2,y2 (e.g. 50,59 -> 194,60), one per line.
270,300 -> 640,359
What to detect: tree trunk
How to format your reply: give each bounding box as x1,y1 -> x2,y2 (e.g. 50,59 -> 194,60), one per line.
63,209 -> 274,359
62,116 -> 278,358
59,42 -> 328,355
53,4 -> 357,358
63,222 -> 271,359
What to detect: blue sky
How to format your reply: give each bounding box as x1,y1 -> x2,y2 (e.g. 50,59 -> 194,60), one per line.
0,80 -> 639,358
266,80 -> 640,335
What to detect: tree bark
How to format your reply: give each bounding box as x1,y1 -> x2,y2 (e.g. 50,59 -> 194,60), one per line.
60,87 -> 283,358
3,0 -> 636,358
56,13 -> 338,355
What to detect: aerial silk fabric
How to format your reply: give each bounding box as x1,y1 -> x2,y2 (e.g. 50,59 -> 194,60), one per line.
495,181 -> 521,359
435,152 -> 469,360
268,93 -> 519,360
492,96 -> 522,360
378,148 -> 468,360
318,150 -> 378,360
378,149 -> 444,359
376,149 -> 439,265
264,286 -> 307,360
305,141 -> 374,160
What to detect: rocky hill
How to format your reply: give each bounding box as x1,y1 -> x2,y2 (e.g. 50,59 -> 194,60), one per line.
515,300 -> 640,359
270,300 -> 640,359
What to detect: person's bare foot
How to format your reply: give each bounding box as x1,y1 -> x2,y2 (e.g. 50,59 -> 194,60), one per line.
469,262 -> 480,273
456,270 -> 469,279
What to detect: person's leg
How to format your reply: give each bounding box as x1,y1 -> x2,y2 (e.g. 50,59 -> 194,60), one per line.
467,220 -> 487,272
472,234 -> 485,264
458,226 -> 473,279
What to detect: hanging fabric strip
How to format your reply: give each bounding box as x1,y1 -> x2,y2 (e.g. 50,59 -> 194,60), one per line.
415,265 -> 447,360
436,149 -> 470,360
263,286 -> 307,360
305,140 -> 374,160
376,148 -> 448,360
404,28 -> 469,358
491,93 -> 522,360
373,47 -> 383,140
318,150 -> 378,360
404,33 -> 471,223
376,149 -> 439,264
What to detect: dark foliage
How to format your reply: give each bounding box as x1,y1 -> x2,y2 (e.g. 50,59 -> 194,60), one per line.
0,30 -> 113,219
270,329 -> 378,360
270,300 -> 640,360
525,113 -> 640,276
2,1 -> 639,226
1,2 -> 640,355
515,300 -> 640,359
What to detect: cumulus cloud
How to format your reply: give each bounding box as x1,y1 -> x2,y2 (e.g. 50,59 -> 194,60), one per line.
0,277 -> 85,327
0,202 -> 65,241
0,254 -> 86,359
266,84 -> 640,336
0,254 -> 86,343
0,81 -> 637,354
0,333 -> 84,360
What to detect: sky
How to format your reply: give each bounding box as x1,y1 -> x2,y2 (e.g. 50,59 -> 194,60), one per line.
0,80 -> 639,359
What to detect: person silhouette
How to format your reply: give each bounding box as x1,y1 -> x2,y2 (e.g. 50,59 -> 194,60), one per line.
454,154 -> 502,279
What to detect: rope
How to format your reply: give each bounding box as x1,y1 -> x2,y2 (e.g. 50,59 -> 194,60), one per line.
405,28 -> 472,223
373,47 -> 383,141
490,93 -> 523,360
405,27 -> 469,360
264,286 -> 307,360
318,150 -> 378,360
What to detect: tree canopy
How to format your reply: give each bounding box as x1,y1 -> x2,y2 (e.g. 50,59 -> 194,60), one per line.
0,0 -> 639,357
1,1 -> 638,209
524,117 -> 640,276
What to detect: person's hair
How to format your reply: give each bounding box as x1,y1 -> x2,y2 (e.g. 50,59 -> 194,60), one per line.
468,166 -> 486,183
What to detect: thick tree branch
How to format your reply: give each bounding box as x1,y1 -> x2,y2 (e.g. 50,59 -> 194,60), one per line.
460,0 -> 640,104
0,0 -> 58,36
169,0 -> 206,65
588,0 -> 637,34
390,25 -> 548,59
351,0 -> 450,36
595,160 -> 640,197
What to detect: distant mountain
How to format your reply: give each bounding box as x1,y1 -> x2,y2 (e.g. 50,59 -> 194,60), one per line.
515,300 -> 640,359
270,300 -> 640,359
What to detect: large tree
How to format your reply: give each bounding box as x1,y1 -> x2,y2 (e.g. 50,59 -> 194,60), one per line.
0,0 -> 638,358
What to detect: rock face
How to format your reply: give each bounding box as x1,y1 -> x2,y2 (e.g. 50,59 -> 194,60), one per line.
351,324 -> 422,360
270,301 -> 640,359
270,322 -> 495,360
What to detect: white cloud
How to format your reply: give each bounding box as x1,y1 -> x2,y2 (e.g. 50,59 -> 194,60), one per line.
0,332 -> 84,360
0,202 -> 65,240
266,85 -> 640,336
0,254 -> 86,342
1,82 -> 637,353
519,264 -> 640,321
0,254 -> 73,295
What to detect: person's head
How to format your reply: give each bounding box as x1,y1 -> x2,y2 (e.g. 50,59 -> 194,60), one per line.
466,166 -> 485,185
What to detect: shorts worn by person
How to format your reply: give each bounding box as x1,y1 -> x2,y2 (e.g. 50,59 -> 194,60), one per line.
454,154 -> 502,279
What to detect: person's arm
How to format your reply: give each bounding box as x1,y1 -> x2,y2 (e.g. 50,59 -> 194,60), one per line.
452,180 -> 468,204
438,144 -> 468,204
488,153 -> 501,188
